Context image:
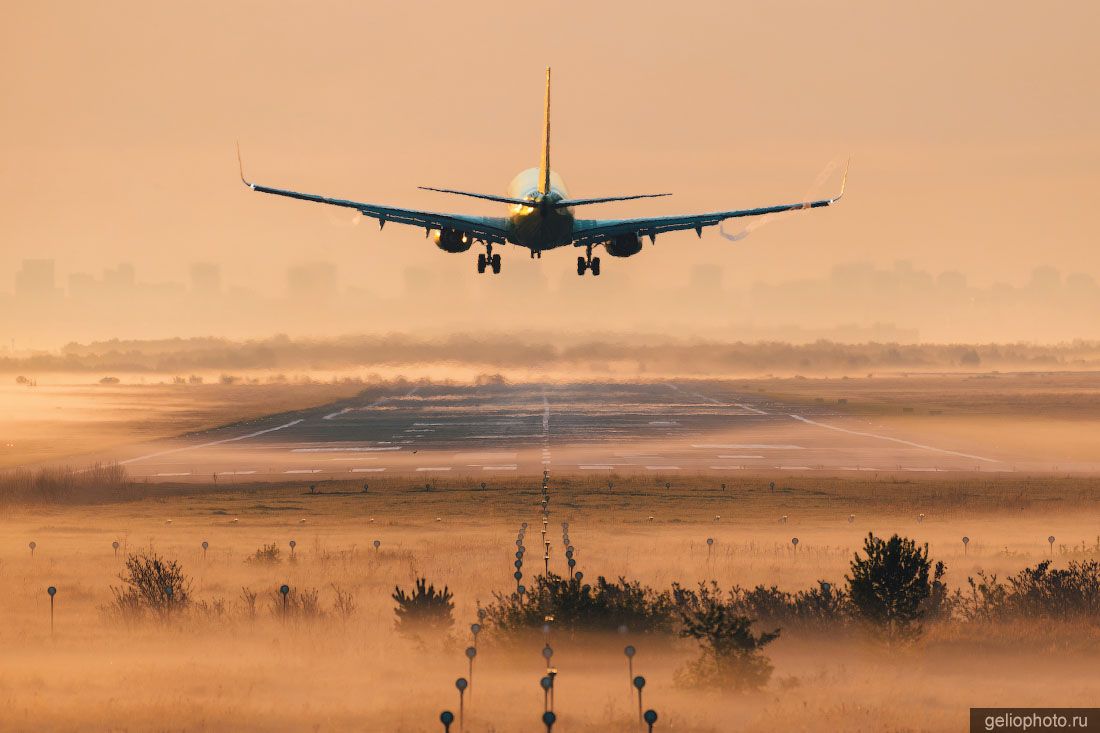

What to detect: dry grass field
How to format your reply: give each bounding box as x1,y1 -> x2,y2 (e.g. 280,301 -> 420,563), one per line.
2,472 -> 1098,732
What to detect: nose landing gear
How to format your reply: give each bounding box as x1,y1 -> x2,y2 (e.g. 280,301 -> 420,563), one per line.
477,245 -> 501,275
576,246 -> 601,276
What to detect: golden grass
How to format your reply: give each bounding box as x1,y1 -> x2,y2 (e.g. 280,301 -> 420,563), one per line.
2,473 -> 1099,731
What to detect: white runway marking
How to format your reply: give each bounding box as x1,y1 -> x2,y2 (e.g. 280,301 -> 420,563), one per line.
778,466 -> 814,470
788,415 -> 1000,463
718,454 -> 765,459
666,383 -> 769,414
454,452 -> 518,461
292,446 -> 400,453
648,421 -> 679,425
709,465 -> 746,470
483,465 -> 518,471
416,467 -> 452,472
119,419 -> 304,465
694,443 -> 804,450
218,470 -> 256,475
645,465 -> 681,470
285,469 -> 322,474
324,386 -> 419,420
155,472 -> 191,477
352,467 -> 386,473
579,465 -> 615,470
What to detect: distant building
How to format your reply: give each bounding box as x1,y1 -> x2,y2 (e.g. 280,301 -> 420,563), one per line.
189,262 -> 222,296
103,263 -> 136,290
15,259 -> 59,300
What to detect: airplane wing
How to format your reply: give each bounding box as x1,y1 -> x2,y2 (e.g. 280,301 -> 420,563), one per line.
238,150 -> 510,244
571,163 -> 847,246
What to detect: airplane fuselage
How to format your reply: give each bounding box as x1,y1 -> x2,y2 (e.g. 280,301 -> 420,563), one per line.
505,167 -> 575,250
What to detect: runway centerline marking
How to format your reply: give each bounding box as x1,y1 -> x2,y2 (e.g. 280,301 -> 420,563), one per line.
119,419 -> 304,465
788,414 -> 1000,463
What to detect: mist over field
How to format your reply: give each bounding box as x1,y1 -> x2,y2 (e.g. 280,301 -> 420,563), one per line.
3,334 -> 1099,380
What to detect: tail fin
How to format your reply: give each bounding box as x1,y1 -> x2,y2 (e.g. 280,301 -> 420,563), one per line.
538,67 -> 551,195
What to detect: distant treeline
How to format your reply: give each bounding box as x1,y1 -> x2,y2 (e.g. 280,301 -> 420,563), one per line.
4,334 -> 1100,376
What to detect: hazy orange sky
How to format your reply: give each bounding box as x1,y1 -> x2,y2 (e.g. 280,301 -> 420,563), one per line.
2,1 -> 1098,314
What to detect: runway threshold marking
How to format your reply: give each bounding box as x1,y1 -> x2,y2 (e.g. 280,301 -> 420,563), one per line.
322,386 -> 420,421
788,415 -> 1000,463
352,467 -> 386,472
119,419 -> 305,465
666,383 -> 769,415
645,465 -> 681,470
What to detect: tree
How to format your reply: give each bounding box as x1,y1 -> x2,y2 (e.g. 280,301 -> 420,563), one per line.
672,582 -> 780,690
846,533 -> 946,638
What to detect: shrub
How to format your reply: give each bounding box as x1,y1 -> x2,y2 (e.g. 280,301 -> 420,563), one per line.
956,560 -> 1100,621
239,587 -> 259,622
270,586 -> 324,621
481,574 -> 673,635
331,583 -> 358,622
246,543 -> 281,564
846,533 -> 947,638
105,552 -> 191,623
672,582 -> 780,690
393,578 -> 454,635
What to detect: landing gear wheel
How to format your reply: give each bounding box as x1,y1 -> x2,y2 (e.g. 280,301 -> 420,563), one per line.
491,253 -> 501,274
591,257 -> 601,276
477,253 -> 487,273
577,256 -> 586,276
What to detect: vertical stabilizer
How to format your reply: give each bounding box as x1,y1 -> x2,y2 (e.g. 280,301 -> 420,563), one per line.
538,67 -> 551,195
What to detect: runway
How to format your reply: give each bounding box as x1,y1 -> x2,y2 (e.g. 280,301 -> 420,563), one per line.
97,380 -> 1035,482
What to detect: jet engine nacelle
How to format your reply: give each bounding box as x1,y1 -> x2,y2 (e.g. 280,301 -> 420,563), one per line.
433,228 -> 473,253
604,234 -> 643,257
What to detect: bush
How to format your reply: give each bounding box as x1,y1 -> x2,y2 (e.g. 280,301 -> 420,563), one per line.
246,543 -> 281,564
331,583 -> 358,622
393,578 -> 454,635
481,574 -> 673,635
270,586 -> 324,621
846,533 -> 947,638
105,552 -> 191,623
956,560 -> 1100,621
672,582 -> 780,690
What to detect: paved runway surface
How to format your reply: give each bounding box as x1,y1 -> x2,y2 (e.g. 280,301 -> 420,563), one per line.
97,381 -> 1037,482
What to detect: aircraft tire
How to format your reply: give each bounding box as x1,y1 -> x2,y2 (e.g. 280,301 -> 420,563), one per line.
577,256 -> 586,276
591,257 -> 601,276
491,254 -> 501,274
477,253 -> 487,273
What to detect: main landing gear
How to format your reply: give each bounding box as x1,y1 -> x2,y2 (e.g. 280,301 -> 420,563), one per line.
477,244 -> 501,275
577,245 -> 600,276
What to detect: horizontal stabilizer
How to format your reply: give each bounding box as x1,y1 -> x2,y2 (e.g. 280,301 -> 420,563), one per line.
554,193 -> 671,208
418,186 -> 534,207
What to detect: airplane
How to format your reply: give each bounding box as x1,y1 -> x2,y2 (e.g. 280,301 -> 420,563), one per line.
238,68 -> 846,277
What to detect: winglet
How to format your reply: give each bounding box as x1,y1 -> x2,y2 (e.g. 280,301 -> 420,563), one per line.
833,156 -> 850,203
237,141 -> 255,190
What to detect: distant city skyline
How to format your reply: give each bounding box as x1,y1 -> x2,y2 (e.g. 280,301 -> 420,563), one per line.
2,256 -> 1097,351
